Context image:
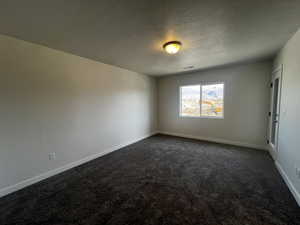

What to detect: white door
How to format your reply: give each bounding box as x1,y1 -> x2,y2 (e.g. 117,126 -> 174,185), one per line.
268,66 -> 282,159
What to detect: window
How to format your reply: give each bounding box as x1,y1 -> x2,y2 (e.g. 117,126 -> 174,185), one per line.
180,83 -> 224,118
180,85 -> 201,117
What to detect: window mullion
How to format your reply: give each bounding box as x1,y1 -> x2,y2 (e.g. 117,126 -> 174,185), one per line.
199,84 -> 202,117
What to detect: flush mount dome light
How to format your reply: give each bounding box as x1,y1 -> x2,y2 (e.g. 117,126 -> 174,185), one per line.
163,41 -> 182,54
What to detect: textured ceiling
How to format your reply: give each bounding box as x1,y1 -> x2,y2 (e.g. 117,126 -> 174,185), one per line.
0,0 -> 300,76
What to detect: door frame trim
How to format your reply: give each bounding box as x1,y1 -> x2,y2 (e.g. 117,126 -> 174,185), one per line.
268,64 -> 283,160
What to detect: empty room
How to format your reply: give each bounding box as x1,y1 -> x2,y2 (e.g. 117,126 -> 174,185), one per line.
0,1 -> 300,224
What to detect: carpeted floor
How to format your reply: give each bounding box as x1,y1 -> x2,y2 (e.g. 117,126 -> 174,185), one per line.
0,134 -> 299,225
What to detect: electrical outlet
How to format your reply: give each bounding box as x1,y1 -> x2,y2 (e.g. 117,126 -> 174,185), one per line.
48,152 -> 56,160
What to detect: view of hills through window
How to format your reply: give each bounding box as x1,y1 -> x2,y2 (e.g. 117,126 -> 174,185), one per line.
180,85 -> 200,116
180,83 -> 224,118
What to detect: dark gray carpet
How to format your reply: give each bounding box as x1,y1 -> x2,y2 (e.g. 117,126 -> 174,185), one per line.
0,134 -> 299,225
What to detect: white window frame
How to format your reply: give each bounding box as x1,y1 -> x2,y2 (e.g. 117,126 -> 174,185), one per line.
179,82 -> 225,119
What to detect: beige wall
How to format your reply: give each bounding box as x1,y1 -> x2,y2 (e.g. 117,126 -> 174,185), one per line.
0,35 -> 157,193
273,29 -> 300,204
158,61 -> 272,149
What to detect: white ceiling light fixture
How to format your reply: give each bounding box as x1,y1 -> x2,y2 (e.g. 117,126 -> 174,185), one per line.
163,41 -> 182,54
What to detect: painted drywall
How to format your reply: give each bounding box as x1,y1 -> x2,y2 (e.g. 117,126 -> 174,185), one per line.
273,29 -> 300,204
158,61 -> 272,149
0,34 -> 157,193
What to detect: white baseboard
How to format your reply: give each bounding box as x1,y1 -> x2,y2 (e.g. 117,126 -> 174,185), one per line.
275,161 -> 300,206
0,131 -> 158,198
158,131 -> 267,150
268,147 -> 277,161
